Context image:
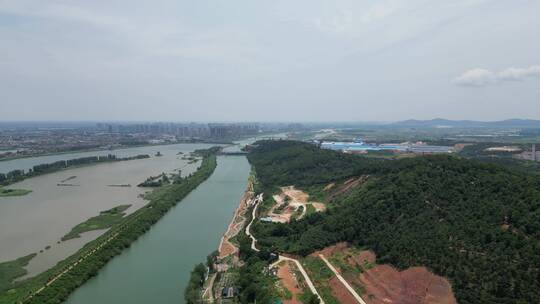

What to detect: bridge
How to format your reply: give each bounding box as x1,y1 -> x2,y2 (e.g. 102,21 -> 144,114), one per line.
218,151 -> 248,156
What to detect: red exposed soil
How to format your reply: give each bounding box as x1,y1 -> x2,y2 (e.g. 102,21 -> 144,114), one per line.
219,242 -> 236,259
313,243 -> 457,304
351,251 -> 456,304
350,250 -> 376,266
328,276 -> 358,304
277,261 -> 303,304
360,264 -> 456,304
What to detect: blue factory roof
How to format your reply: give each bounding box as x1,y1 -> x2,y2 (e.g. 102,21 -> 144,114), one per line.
320,141 -> 453,153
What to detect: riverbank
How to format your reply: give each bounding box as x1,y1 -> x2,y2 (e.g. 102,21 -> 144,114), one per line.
61,205 -> 132,241
64,154 -> 251,304
0,143 -> 210,275
0,154 -> 150,187
0,140 -> 235,163
0,147 -> 219,304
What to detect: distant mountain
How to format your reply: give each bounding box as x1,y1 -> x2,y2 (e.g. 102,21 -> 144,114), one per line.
392,118 -> 540,128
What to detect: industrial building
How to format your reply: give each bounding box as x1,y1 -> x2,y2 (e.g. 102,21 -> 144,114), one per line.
320,141 -> 454,154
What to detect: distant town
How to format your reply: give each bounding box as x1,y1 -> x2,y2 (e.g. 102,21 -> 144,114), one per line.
0,122 -> 304,160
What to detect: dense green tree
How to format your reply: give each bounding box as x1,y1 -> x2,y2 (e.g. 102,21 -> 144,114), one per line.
248,140 -> 540,304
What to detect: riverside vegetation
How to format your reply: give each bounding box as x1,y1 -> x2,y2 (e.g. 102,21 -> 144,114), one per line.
0,188 -> 32,197
0,154 -> 150,187
0,147 -> 219,304
223,140 -> 540,304
61,205 -> 132,241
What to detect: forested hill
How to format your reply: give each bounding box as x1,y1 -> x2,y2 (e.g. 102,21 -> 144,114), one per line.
248,140 -> 540,304
247,140 -> 384,188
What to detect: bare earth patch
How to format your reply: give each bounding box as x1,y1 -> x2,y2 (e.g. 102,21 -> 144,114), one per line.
266,186 -> 325,223
351,250 -> 376,266
328,276 -> 358,304
313,244 -> 457,304
359,264 -> 456,304
282,186 -> 310,203
355,252 -> 456,304
277,261 -> 303,304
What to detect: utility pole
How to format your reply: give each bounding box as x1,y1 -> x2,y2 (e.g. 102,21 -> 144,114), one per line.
533,144 -> 537,161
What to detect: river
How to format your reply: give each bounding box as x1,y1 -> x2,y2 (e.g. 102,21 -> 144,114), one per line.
63,155 -> 250,304
0,143 -> 214,277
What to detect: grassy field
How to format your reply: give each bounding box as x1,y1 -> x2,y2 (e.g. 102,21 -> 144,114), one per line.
61,205 -> 131,241
0,188 -> 32,197
0,254 -> 36,292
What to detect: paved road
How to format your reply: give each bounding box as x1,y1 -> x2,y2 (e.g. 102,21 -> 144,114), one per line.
319,254 -> 367,304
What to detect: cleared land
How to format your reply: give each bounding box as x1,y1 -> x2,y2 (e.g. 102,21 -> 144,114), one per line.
313,243 -> 457,304
320,254 -> 366,304
266,186 -> 326,223
276,260 -> 303,304
61,205 -> 131,241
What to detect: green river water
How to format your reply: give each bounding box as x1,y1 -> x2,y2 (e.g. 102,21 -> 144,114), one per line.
64,155 -> 250,304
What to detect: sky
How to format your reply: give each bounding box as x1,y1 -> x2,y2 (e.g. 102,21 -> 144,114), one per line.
0,0 -> 539,122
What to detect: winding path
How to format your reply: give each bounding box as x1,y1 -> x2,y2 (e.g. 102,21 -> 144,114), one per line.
246,194 -> 325,304
245,193 -> 262,252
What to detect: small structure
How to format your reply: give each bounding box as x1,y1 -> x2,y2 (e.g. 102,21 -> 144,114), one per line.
221,287 -> 237,299
514,144 -> 540,162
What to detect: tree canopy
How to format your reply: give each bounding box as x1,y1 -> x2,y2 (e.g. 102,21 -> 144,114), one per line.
249,140 -> 540,304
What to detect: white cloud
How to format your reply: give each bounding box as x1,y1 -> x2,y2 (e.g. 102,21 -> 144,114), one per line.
455,65 -> 540,87
454,68 -> 495,86
498,66 -> 540,81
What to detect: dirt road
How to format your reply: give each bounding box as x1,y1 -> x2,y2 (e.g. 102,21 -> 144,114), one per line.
272,256 -> 325,304
246,194 -> 324,303
245,193 -> 263,252
319,254 -> 367,304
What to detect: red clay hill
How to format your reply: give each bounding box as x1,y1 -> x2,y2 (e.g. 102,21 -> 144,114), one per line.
312,243 -> 457,304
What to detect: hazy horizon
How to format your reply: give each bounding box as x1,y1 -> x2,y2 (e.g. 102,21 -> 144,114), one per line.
1,0 -> 539,121
3,117 -> 540,126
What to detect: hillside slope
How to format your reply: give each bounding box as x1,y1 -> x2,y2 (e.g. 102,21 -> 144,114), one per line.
249,140 -> 540,304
